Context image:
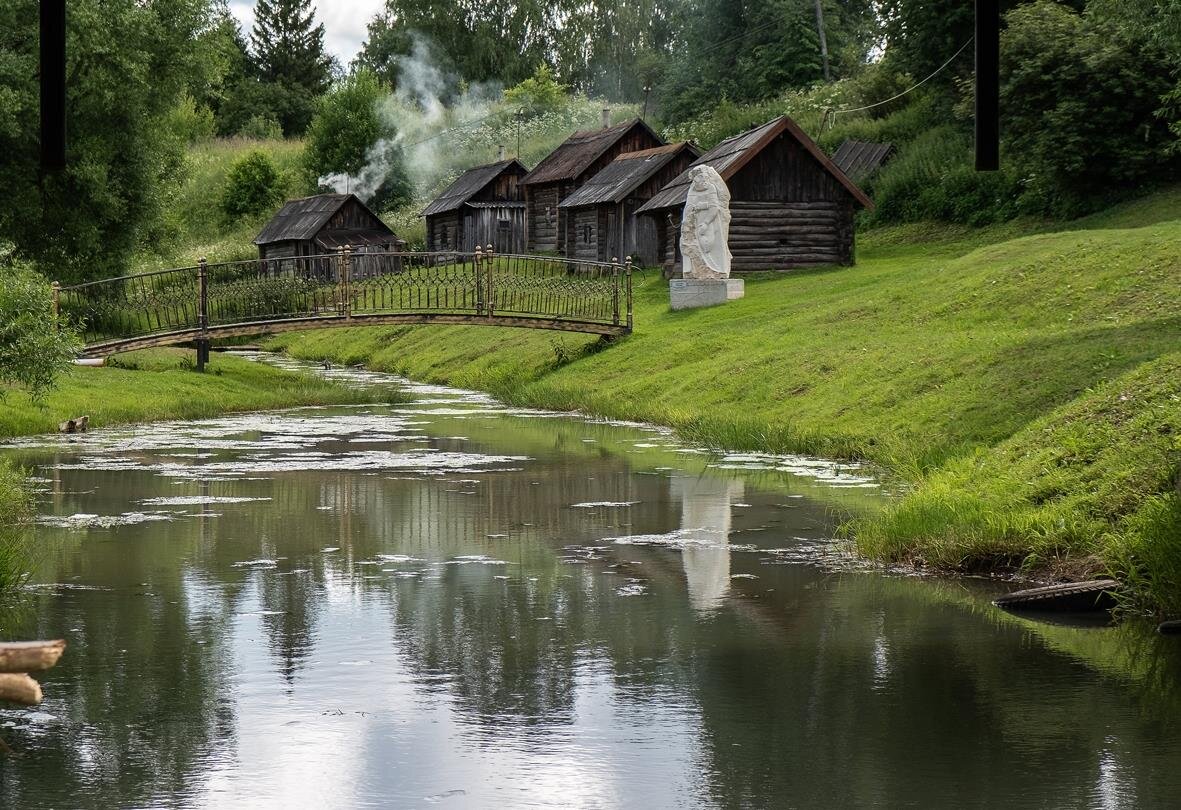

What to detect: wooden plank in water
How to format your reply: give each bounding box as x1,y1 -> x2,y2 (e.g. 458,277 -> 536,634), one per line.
994,580 -> 1118,612
0,640 -> 67,673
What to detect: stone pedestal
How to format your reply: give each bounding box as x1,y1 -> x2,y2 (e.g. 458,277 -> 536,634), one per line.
725,278 -> 745,300
670,279 -> 729,310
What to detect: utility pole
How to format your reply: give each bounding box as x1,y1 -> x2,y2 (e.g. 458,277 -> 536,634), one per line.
975,0 -> 1000,170
813,0 -> 831,82
41,0 -> 67,170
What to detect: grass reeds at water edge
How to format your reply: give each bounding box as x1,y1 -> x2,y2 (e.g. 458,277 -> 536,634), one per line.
0,462 -> 33,594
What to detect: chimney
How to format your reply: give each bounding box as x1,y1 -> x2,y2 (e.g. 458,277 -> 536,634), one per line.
497,145 -> 506,161
601,108 -> 611,129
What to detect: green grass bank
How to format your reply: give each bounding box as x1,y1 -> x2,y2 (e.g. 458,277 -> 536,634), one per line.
267,188 -> 1181,615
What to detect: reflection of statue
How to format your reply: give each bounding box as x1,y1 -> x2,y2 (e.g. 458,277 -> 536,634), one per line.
672,474 -> 744,613
680,166 -> 732,279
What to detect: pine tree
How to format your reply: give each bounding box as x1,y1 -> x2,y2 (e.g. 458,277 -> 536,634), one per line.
250,0 -> 333,96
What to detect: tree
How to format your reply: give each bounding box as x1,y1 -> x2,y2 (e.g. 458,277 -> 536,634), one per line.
0,0 -> 215,283
221,151 -> 285,220
0,262 -> 80,400
1000,1 -> 1178,215
249,0 -> 335,134
503,65 -> 568,116
304,71 -> 386,182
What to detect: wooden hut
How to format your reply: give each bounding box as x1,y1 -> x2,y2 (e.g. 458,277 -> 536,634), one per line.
520,117 -> 664,254
832,140 -> 896,183
254,193 -> 402,260
636,116 -> 874,274
422,159 -> 529,252
558,142 -> 701,265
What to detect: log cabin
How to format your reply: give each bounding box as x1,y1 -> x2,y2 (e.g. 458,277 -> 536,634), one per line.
520,116 -> 664,254
636,116 -> 874,274
558,142 -> 701,266
422,159 -> 529,252
254,193 -> 402,260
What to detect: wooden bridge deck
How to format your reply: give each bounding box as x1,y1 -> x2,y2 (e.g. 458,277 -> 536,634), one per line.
57,249 -> 633,361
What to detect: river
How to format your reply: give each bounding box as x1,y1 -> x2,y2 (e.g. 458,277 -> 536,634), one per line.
1,356 -> 1178,808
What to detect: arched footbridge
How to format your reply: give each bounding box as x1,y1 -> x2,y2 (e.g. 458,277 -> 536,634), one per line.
56,248 -> 633,368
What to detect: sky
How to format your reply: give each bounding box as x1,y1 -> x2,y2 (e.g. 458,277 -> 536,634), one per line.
229,0 -> 385,64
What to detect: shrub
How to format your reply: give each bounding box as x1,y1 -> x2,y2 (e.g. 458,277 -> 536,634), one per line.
0,263 -> 81,400
1000,1 -> 1180,217
237,113 -> 284,141
503,65 -> 568,117
166,92 -> 216,143
304,70 -> 386,182
221,151 -> 285,221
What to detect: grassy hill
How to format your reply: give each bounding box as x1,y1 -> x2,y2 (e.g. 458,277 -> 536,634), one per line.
265,186 -> 1181,615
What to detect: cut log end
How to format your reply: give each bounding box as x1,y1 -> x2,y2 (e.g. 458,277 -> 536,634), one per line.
0,639 -> 67,673
0,673 -> 43,706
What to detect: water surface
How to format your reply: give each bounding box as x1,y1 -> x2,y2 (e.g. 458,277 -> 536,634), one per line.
1,358 -> 1178,808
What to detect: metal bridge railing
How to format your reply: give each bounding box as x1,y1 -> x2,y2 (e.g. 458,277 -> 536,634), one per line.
56,247 -> 633,362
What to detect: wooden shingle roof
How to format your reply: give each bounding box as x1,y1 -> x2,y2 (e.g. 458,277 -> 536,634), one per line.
832,140 -> 896,182
254,194 -> 392,245
520,118 -> 663,186
636,116 -> 874,214
559,143 -> 701,209
422,159 -> 528,217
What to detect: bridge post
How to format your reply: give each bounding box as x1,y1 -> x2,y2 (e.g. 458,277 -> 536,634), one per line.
611,257 -> 621,326
625,256 -> 633,333
485,244 -> 495,319
342,244 -> 353,320
51,282 -> 60,330
196,257 -> 209,372
474,246 -> 485,316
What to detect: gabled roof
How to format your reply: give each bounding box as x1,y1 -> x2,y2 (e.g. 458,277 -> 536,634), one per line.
832,140 -> 896,182
254,194 -> 393,245
636,116 -> 874,214
422,159 -> 528,217
520,118 -> 664,186
558,143 -> 701,209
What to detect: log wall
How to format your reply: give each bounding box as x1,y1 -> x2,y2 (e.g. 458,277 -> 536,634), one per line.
463,206 -> 526,253
526,185 -> 563,253
426,212 -> 462,251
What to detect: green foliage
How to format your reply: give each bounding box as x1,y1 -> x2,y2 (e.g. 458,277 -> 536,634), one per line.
304,70 -> 386,181
221,151 -> 285,221
503,65 -> 569,116
237,112 -> 285,141
167,92 -> 217,143
0,0 -> 217,283
0,263 -> 81,400
248,0 -> 335,135
1000,1 -> 1180,217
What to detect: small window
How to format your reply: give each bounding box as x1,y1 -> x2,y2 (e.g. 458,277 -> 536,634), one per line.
497,219 -> 511,232
440,224 -> 449,248
583,224 -> 592,244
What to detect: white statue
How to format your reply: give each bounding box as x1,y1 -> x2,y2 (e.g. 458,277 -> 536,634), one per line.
680,165 -> 732,279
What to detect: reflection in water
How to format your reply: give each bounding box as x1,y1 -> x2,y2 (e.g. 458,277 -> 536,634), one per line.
0,362 -> 1178,808
673,474 -> 743,614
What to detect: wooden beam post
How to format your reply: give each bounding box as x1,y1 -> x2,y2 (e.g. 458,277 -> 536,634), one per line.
975,0 -> 1000,171
51,280 -> 61,330
625,256 -> 634,333
342,244 -> 353,320
485,244 -> 495,319
40,0 -> 67,170
474,245 -> 485,316
611,256 -> 621,326
196,257 -> 208,372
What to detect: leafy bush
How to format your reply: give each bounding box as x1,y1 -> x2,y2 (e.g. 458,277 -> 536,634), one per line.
237,113 -> 284,141
221,151 -> 285,221
503,65 -> 569,117
1000,1 -> 1180,217
0,263 -> 81,400
166,92 -> 216,143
